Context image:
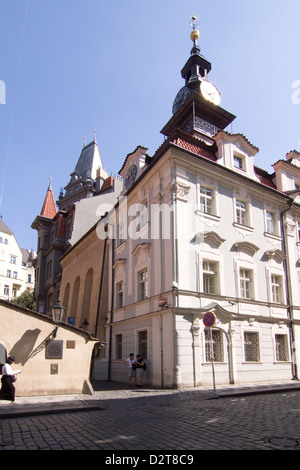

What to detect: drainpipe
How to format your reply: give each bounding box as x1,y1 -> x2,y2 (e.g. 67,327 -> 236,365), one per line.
94,231 -> 108,338
108,234 -> 115,382
280,197 -> 298,380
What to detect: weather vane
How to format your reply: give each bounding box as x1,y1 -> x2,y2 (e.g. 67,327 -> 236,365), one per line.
189,14 -> 200,45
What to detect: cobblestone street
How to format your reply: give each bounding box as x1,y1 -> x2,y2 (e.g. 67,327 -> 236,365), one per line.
0,383 -> 300,453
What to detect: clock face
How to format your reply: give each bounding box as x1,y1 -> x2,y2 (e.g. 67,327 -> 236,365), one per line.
200,80 -> 221,106
125,164 -> 137,189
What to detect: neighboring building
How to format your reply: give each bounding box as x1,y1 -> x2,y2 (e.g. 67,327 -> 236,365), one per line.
32,137 -> 122,315
0,299 -> 97,396
0,219 -> 35,301
93,23 -> 300,387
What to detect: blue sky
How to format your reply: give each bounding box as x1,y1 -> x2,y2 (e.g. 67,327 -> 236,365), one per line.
0,0 -> 299,250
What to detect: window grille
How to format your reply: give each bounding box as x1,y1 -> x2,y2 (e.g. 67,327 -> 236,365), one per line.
205,329 -> 223,362
244,332 -> 260,362
275,334 -> 288,361
138,330 -> 148,360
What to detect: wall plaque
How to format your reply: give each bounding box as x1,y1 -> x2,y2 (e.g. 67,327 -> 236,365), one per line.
45,340 -> 63,359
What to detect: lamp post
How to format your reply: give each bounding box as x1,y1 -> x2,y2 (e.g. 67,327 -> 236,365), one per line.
51,301 -> 64,338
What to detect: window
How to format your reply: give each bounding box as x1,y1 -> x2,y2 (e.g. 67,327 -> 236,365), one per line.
138,330 -> 148,359
275,334 -> 289,362
205,329 -> 224,362
116,282 -> 123,308
118,219 -> 126,245
235,200 -> 247,225
6,270 -> 11,278
139,202 -> 148,230
10,255 -> 16,264
138,270 -> 148,301
203,260 -> 218,294
13,271 -> 17,279
240,269 -> 253,299
244,332 -> 260,362
200,186 -> 213,214
271,275 -> 282,303
115,334 -> 122,360
233,154 -> 244,169
4,285 -> 9,296
266,211 -> 275,234
28,274 -> 32,283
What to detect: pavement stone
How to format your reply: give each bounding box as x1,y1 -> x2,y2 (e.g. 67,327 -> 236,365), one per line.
0,380 -> 299,452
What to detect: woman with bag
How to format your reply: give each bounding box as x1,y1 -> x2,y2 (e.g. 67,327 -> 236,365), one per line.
0,356 -> 21,404
135,354 -> 145,387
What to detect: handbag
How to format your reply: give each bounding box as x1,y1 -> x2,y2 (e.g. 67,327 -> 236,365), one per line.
10,375 -> 17,383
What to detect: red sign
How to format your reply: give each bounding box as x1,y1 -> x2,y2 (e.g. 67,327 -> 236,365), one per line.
203,312 -> 216,327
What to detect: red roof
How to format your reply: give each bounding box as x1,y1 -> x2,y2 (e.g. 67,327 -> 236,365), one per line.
100,176 -> 114,192
40,185 -> 57,219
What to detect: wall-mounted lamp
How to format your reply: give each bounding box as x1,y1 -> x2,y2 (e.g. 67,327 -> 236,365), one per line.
52,300 -> 64,338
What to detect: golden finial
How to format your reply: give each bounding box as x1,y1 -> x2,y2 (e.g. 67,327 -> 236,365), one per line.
190,14 -> 200,43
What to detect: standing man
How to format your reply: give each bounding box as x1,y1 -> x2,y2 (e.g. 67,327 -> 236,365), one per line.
124,353 -> 136,386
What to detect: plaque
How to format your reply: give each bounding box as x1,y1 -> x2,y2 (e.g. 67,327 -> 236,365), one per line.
50,364 -> 58,374
45,340 -> 63,359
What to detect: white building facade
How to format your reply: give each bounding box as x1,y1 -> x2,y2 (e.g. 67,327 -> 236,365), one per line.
0,220 -> 35,300
97,26 -> 300,388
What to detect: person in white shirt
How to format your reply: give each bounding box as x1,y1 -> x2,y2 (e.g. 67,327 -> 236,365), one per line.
124,353 -> 136,386
0,356 -> 21,403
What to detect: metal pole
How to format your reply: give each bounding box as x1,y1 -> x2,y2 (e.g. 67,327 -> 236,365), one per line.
210,328 -> 216,392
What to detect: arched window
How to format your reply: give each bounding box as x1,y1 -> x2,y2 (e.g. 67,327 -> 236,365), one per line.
0,343 -> 7,366
71,277 -> 80,323
80,268 -> 93,327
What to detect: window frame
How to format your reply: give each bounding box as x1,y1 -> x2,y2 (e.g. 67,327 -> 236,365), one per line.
243,331 -> 260,363
138,269 -> 148,301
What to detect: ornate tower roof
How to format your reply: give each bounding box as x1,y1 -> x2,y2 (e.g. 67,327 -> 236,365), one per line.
40,182 -> 57,219
162,15 -> 235,146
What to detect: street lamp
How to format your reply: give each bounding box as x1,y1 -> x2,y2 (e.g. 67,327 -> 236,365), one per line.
51,301 -> 64,338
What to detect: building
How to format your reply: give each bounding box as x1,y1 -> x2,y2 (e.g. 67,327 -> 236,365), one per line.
93,21 -> 300,387
32,137 -> 122,315
0,299 -> 97,396
0,219 -> 35,301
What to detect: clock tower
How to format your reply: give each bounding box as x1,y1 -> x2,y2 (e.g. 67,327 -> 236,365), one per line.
161,15 -> 235,146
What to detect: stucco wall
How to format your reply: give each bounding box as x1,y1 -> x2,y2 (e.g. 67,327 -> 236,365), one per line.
0,300 -> 97,397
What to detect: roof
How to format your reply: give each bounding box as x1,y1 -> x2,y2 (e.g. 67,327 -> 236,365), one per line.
74,140 -> 103,181
100,176 -> 114,192
0,219 -> 13,235
40,184 -> 57,219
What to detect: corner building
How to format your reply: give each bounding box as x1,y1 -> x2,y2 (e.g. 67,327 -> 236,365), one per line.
99,25 -> 300,388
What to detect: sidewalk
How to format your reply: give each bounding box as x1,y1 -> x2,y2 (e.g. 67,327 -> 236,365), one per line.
0,379 -> 300,419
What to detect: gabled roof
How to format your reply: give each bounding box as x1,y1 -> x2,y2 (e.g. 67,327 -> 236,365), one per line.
40,184 -> 57,219
0,219 -> 13,235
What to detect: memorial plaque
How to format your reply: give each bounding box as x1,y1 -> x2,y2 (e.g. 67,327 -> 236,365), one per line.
45,340 -> 63,359
50,364 -> 58,374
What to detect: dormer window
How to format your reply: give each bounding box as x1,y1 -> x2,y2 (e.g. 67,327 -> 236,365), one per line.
233,152 -> 246,171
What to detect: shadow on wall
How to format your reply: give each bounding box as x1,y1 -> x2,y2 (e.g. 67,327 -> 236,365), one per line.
9,329 -> 42,366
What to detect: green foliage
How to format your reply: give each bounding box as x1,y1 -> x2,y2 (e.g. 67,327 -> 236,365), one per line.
13,290 -> 36,310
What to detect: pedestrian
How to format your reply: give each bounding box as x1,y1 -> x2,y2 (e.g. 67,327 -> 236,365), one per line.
135,354 -> 145,387
0,356 -> 21,404
124,353 -> 136,386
